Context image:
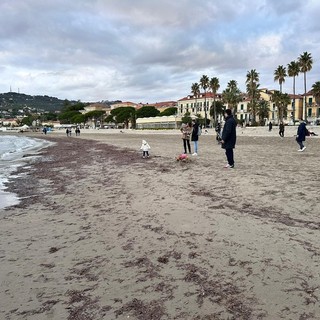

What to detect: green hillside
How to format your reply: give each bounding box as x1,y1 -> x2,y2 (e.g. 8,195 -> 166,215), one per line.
0,92 -> 75,112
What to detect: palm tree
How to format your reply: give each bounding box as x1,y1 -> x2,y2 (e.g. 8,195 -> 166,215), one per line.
311,81 -> 320,106
272,91 -> 291,121
256,100 -> 270,126
191,82 -> 200,114
274,65 -> 287,93
222,80 -> 242,113
209,77 -> 220,125
210,100 -> 224,120
298,52 -> 313,121
287,60 -> 300,122
246,69 -> 260,125
200,75 -> 209,127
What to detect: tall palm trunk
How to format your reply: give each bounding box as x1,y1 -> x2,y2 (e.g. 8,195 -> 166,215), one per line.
293,76 -> 296,122
304,72 -> 307,121
213,95 -> 216,125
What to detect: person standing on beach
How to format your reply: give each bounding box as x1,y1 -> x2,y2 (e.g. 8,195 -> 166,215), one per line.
279,121 -> 285,137
191,119 -> 200,156
180,123 -> 191,154
268,121 -> 273,131
140,139 -> 151,158
221,109 -> 237,168
296,119 -> 309,151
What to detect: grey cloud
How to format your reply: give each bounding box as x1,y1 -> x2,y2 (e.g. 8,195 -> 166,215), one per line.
0,0 -> 319,102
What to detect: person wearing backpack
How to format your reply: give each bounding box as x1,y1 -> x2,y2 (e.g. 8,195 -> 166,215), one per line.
191,119 -> 200,156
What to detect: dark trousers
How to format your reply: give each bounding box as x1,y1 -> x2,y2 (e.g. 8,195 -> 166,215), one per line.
183,139 -> 191,153
279,130 -> 284,137
297,140 -> 304,149
225,148 -> 234,166
143,151 -> 149,157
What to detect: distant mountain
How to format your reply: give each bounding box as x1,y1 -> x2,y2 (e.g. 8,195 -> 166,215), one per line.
0,92 -> 76,112
0,92 -> 123,113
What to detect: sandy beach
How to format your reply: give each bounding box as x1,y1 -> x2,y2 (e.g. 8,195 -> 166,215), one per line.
0,127 -> 320,320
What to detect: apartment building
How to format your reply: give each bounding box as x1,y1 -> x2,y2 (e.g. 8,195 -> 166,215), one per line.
177,88 -> 320,125
177,92 -> 223,120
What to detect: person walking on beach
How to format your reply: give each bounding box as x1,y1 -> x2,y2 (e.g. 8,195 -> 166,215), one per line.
279,121 -> 285,137
268,121 -> 273,131
140,139 -> 151,158
296,119 -> 309,151
221,109 -> 237,168
180,123 -> 191,154
66,128 -> 70,136
75,127 -> 81,136
191,119 -> 200,156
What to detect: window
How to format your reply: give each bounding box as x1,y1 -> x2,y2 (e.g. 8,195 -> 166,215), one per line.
240,104 -> 244,110
308,108 -> 312,117
308,97 -> 313,106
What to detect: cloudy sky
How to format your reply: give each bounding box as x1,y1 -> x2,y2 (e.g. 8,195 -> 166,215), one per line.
0,0 -> 319,103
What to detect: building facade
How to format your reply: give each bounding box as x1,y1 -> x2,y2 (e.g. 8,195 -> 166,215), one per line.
177,88 -> 320,126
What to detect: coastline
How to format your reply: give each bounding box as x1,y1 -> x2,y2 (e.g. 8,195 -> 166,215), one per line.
0,134 -> 54,210
0,131 -> 320,319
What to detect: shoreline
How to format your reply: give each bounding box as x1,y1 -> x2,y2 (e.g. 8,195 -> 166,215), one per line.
0,136 -> 55,210
0,132 -> 320,319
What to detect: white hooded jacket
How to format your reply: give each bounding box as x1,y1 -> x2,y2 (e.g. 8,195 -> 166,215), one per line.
140,140 -> 151,151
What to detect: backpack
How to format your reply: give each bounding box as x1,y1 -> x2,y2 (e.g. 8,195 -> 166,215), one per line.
198,126 -> 202,136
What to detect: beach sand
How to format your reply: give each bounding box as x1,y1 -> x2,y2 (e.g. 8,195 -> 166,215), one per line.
0,128 -> 320,319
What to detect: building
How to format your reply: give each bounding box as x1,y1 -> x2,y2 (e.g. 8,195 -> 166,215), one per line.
177,92 -> 223,122
176,87 -> 320,126
136,115 -> 181,129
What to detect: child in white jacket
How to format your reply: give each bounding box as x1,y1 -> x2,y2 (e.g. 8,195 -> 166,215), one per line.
140,140 -> 151,158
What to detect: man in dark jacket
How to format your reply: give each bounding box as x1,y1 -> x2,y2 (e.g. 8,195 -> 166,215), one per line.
221,109 -> 237,168
296,119 -> 308,151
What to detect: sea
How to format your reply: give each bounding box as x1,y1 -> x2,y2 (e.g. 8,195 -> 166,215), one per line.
0,135 -> 53,210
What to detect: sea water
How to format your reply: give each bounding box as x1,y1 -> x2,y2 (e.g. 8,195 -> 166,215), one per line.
0,135 -> 53,210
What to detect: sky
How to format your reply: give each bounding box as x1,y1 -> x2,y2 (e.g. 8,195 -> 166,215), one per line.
0,0 -> 319,103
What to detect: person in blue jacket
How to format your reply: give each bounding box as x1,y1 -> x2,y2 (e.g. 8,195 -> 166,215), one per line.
296,119 -> 309,151
221,109 -> 237,168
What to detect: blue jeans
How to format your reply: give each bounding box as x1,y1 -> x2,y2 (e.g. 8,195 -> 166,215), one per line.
193,141 -> 198,153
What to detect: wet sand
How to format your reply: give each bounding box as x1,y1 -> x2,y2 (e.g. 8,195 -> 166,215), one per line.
0,128 -> 319,319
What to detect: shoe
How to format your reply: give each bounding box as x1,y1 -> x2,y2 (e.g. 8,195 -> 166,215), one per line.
224,164 -> 234,168
298,149 -> 302,152
302,146 -> 306,151
192,153 -> 198,156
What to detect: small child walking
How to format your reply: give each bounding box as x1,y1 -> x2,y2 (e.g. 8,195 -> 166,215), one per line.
140,140 -> 151,158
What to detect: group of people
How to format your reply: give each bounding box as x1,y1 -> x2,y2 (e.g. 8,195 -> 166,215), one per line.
180,119 -> 200,156
179,109 -> 236,168
66,127 -> 81,137
139,109 -> 314,166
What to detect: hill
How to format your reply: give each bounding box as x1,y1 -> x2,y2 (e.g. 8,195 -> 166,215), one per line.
0,92 -> 75,113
